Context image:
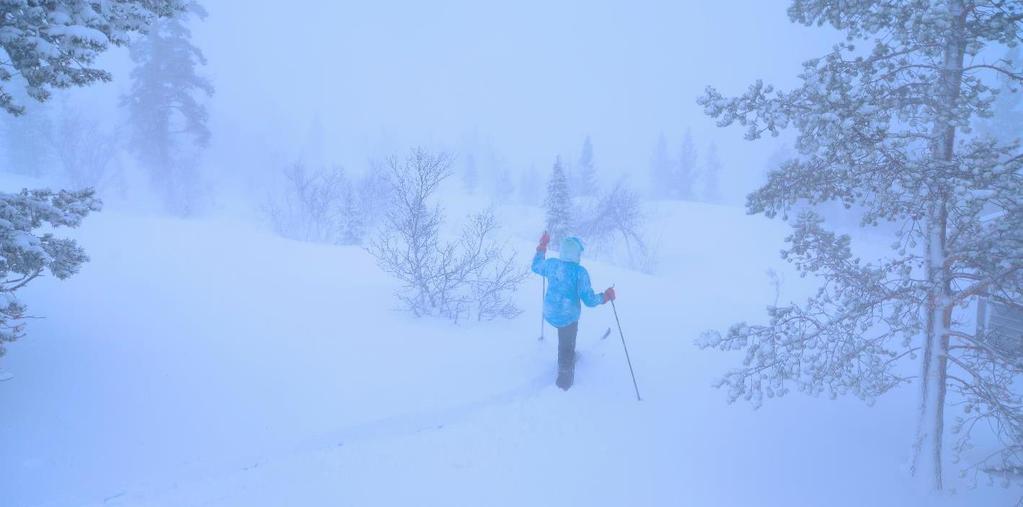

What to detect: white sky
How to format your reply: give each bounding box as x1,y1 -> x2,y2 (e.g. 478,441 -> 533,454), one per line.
185,0 -> 839,201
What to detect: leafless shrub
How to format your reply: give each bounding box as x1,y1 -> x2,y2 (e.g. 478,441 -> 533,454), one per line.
354,164 -> 392,227
52,108 -> 120,190
263,163 -> 364,245
578,182 -> 656,271
369,148 -> 525,322
461,212 -> 526,321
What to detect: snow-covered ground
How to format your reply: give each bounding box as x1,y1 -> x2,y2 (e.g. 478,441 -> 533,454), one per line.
1,201 -> 1016,506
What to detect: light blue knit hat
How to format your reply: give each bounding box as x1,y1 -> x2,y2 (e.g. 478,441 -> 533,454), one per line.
560,237 -> 584,263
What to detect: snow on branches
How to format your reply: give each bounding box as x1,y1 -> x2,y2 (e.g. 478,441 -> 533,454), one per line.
544,150 -> 652,271
0,1 -> 187,115
0,188 -> 101,355
369,148 -> 526,323
544,156 -> 573,247
697,0 -> 1023,491
577,183 -> 650,269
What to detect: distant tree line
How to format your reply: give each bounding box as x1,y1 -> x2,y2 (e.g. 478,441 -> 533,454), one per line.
648,129 -> 721,203
542,138 -> 653,271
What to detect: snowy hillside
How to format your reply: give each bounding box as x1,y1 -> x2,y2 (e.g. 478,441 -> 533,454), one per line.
0,201 -> 1014,507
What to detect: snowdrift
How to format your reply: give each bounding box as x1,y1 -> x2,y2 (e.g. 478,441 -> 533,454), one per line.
0,201 -> 1014,506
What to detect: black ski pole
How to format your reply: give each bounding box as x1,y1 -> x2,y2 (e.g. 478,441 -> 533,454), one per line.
610,298 -> 641,401
538,277 -> 546,341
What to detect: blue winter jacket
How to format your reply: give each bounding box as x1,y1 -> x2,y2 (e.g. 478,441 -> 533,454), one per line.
532,237 -> 605,328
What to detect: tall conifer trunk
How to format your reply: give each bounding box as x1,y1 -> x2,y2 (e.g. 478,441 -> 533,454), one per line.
913,0 -> 968,489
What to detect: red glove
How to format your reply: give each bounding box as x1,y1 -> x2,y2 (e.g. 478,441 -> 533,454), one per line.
537,231 -> 550,252
603,287 -> 616,304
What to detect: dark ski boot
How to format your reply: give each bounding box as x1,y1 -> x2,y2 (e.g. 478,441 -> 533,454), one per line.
556,352 -> 577,390
556,367 -> 574,390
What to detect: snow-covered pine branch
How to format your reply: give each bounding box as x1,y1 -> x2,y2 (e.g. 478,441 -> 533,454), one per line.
0,188 -> 101,355
697,0 -> 1023,491
0,1 -> 187,115
0,1 -> 184,361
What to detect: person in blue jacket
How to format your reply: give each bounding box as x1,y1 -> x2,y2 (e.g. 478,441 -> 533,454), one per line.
532,231 -> 615,390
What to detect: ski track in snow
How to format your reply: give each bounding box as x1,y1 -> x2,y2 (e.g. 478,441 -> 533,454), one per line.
3,206 -> 1019,507
104,339 -> 615,506
296,334 -> 612,453
294,369 -> 551,451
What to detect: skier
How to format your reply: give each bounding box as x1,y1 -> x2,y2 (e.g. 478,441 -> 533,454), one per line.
532,231 -> 615,390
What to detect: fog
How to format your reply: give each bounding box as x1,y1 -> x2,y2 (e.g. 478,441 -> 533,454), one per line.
2,1 -> 1020,506
48,0 -> 839,207
202,1 -> 834,199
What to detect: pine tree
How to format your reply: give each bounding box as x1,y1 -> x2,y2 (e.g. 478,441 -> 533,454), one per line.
676,129 -> 698,200
649,133 -> 673,199
698,0 -> 1023,490
493,168 -> 514,204
123,1 -> 214,216
702,142 -> 721,203
544,156 -> 574,245
576,135 -> 598,197
338,175 -> 364,245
